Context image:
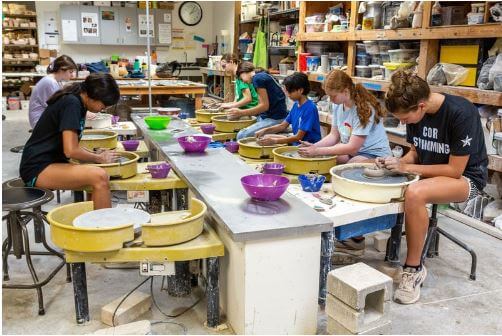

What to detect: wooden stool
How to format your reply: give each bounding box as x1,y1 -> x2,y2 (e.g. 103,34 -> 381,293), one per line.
2,187 -> 71,315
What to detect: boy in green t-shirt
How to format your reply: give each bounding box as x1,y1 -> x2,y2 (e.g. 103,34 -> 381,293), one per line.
220,61 -> 259,110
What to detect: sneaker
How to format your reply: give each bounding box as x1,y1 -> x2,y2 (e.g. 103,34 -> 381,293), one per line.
334,238 -> 365,256
394,266 -> 427,304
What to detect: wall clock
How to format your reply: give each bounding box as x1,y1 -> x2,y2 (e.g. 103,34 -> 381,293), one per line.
179,1 -> 203,26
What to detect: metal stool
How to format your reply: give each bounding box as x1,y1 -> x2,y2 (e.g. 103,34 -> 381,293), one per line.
421,204 -> 477,280
2,187 -> 71,315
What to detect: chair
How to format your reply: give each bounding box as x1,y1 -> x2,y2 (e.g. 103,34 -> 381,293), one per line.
2,186 -> 71,315
421,204 -> 477,280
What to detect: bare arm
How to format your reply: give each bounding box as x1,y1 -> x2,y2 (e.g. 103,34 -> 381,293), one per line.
62,130 -> 117,164
255,121 -> 289,138
401,155 -> 469,178
314,135 -> 366,156
237,88 -> 269,117
312,125 -> 341,147
221,88 -> 253,109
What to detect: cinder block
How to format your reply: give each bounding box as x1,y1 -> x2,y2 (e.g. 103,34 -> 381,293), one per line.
101,291 -> 152,326
327,316 -> 391,335
373,232 -> 390,252
326,294 -> 389,333
327,262 -> 392,310
92,320 -> 151,335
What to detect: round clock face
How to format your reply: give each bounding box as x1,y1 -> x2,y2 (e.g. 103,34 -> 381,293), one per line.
179,1 -> 203,26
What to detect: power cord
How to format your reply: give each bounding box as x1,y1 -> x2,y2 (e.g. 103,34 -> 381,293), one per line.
111,276 -> 152,327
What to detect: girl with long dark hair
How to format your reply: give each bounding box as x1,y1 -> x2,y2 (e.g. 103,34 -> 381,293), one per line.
20,73 -> 121,209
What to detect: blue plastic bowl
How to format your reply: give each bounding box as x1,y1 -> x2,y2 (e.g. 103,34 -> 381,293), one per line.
298,174 -> 326,192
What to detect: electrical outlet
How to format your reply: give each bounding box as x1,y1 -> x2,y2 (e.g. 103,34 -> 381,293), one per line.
139,261 -> 175,276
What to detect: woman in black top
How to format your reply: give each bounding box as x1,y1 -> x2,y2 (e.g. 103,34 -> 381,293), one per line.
20,73 -> 120,209
380,70 -> 488,305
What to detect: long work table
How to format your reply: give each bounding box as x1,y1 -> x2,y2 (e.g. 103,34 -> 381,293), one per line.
132,113 -> 332,334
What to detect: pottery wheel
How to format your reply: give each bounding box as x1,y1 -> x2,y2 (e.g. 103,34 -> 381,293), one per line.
81,134 -> 110,140
338,167 -> 408,184
73,208 -> 150,230
282,150 -> 332,159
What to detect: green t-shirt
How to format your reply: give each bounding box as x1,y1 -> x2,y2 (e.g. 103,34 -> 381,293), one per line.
235,78 -> 259,109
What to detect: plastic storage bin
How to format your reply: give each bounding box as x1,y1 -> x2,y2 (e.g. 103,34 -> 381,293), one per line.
388,49 -> 419,63
380,52 -> 390,63
363,40 -> 379,55
369,64 -> 383,78
371,53 -> 382,65
378,41 -> 397,53
356,43 -> 366,54
399,41 -> 420,50
305,23 -> 324,33
356,53 -> 372,66
355,65 -> 372,78
383,62 -> 415,79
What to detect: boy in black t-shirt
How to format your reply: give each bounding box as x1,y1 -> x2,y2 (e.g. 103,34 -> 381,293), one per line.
380,71 -> 487,305
20,73 -> 120,209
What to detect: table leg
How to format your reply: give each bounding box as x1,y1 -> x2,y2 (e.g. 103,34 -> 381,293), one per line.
318,230 -> 334,306
71,263 -> 89,324
195,94 -> 203,110
206,257 -> 220,328
385,213 -> 404,264
167,261 -> 191,297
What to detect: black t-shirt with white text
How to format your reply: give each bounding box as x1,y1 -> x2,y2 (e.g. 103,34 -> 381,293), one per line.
406,94 -> 488,190
20,94 -> 86,183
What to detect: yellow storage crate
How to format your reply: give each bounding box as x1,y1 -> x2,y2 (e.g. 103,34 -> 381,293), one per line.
457,67 -> 478,87
439,45 -> 480,65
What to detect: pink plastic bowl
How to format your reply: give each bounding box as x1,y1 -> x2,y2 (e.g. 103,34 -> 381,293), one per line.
224,141 -> 239,153
200,124 -> 216,135
146,162 -> 171,179
177,135 -> 211,153
240,174 -> 290,201
262,163 -> 285,175
111,115 -> 120,124
121,140 -> 140,151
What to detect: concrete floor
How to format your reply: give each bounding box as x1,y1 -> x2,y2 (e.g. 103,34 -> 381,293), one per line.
2,109 -> 502,335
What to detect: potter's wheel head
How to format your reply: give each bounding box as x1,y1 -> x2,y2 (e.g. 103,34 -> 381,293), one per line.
339,167 -> 408,184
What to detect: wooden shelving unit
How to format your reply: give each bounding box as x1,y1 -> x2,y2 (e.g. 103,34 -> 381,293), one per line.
2,1 -> 39,96
296,1 -> 502,108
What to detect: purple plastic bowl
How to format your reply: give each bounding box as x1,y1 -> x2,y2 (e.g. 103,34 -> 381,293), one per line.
146,162 -> 171,179
240,174 -> 290,201
262,163 -> 285,175
121,139 -> 140,151
200,124 -> 216,135
111,115 -> 120,124
177,135 -> 211,153
224,141 -> 239,153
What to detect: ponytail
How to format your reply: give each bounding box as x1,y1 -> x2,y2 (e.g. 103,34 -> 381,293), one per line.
324,70 -> 385,127
47,73 -> 120,107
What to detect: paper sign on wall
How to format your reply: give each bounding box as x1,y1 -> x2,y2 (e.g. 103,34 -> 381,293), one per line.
81,12 -> 99,37
163,13 -> 171,22
171,28 -> 184,49
158,24 -> 171,44
138,14 -> 154,37
125,16 -> 132,32
62,19 -> 78,41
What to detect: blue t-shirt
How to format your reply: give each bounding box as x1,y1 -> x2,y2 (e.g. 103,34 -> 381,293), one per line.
332,103 -> 391,157
285,99 -> 321,144
252,72 -> 287,120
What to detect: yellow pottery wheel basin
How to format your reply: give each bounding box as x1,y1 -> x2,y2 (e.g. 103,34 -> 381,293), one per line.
272,146 -> 336,175
79,130 -> 118,150
47,201 -> 134,252
211,115 -> 256,133
330,163 -> 419,203
72,151 -> 139,179
142,198 -> 207,246
195,109 -> 226,123
237,137 -> 286,159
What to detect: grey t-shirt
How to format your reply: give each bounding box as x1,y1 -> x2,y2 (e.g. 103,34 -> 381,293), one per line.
29,75 -> 61,128
332,103 -> 391,157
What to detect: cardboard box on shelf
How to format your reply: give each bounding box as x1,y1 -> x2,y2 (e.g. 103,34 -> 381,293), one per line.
50,49 -> 57,58
39,49 -> 50,58
40,58 -> 51,66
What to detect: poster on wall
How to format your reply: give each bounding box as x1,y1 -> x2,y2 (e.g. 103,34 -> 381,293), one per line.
81,12 -> 99,37
62,19 -> 77,41
101,10 -> 115,21
138,14 -> 154,37
163,13 -> 171,22
171,28 -> 184,49
124,16 -> 132,32
158,24 -> 171,44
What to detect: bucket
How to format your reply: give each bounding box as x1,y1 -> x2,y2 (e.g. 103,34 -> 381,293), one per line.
7,97 -> 20,110
306,56 -> 320,72
279,63 -> 293,76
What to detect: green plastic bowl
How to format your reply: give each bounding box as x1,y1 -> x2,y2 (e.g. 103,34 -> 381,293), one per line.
144,116 -> 171,130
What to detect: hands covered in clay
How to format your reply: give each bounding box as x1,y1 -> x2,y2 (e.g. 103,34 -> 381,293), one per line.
97,150 -> 119,164
226,108 -> 242,120
375,156 -> 407,174
256,135 -> 277,146
298,142 -> 318,157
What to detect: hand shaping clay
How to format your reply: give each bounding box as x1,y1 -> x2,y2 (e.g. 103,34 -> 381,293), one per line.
363,166 -> 386,178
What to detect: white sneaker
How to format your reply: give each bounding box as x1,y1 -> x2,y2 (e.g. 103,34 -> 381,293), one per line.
393,266 -> 427,304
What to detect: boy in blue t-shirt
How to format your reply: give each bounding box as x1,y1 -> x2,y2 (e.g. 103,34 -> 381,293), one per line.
255,72 -> 321,146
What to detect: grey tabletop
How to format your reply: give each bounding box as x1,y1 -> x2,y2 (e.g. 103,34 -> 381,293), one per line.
132,113 -> 332,242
